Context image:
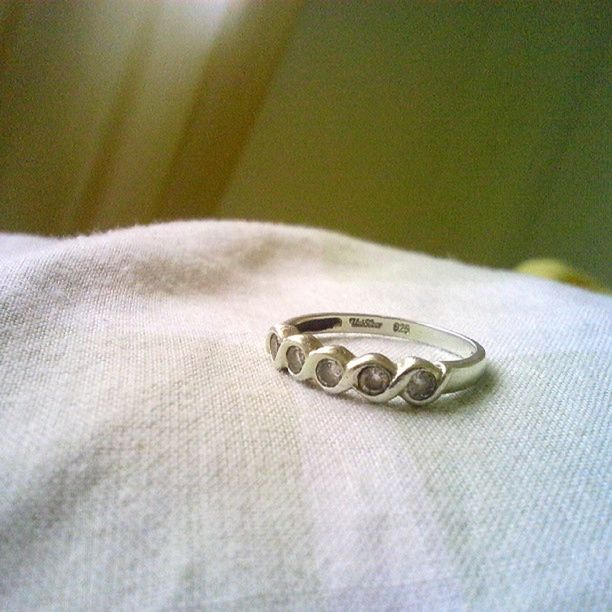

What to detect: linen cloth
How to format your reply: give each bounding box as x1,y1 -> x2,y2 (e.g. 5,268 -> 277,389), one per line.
0,219 -> 610,611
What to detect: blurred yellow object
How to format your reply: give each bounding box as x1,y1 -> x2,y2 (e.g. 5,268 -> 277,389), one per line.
516,259 -> 609,294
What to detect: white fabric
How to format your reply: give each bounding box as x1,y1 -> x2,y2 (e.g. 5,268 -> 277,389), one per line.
0,219 -> 610,610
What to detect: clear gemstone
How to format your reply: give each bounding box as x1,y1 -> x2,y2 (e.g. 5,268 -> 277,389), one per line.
287,346 -> 306,374
357,365 -> 391,396
269,334 -> 280,359
315,359 -> 344,388
406,369 -> 437,401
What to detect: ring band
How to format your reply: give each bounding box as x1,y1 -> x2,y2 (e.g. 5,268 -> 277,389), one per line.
266,313 -> 486,406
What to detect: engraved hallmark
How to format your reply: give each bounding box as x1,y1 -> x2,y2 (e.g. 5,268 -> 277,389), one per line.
393,322 -> 411,334
349,317 -> 383,329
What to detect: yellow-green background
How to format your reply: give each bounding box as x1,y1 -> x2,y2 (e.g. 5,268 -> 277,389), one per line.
1,2 -> 609,283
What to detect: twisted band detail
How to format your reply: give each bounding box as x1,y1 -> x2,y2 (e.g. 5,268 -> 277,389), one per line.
266,313 -> 486,406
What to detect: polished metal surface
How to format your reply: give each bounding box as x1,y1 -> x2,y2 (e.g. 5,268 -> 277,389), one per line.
266,313 -> 486,406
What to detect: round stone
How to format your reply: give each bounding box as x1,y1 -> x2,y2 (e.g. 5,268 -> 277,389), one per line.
269,334 -> 280,359
406,369 -> 437,401
315,359 -> 344,388
287,346 -> 306,374
357,365 -> 391,396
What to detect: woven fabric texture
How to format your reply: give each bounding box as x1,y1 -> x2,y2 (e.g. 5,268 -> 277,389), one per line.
0,220 -> 610,610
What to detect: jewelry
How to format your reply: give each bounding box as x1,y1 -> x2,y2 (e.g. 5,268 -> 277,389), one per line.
266,313 -> 486,406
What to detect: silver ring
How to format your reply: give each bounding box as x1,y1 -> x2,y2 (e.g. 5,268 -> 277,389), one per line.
266,313 -> 486,406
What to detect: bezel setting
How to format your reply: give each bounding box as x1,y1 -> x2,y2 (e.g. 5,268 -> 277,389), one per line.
315,359 -> 344,388
348,353 -> 397,403
395,356 -> 449,406
306,344 -> 355,394
266,327 -> 450,405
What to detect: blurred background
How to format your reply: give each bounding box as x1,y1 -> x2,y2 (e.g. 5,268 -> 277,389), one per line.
0,1 -> 609,283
